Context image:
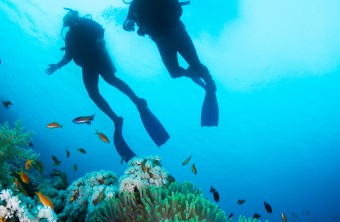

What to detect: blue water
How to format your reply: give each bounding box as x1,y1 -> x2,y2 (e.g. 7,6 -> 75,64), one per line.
1,0 -> 340,221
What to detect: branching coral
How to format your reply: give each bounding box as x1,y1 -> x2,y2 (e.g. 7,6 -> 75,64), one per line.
0,121 -> 39,188
89,181 -> 227,222
0,188 -> 57,222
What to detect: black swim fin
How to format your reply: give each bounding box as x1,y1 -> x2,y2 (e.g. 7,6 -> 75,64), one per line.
113,118 -> 136,162
113,131 -> 136,162
201,91 -> 219,127
138,105 -> 170,147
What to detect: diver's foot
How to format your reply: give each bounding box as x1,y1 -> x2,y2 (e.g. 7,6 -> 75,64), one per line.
114,117 -> 123,136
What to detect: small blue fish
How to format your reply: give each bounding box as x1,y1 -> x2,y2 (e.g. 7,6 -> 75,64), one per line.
72,114 -> 95,125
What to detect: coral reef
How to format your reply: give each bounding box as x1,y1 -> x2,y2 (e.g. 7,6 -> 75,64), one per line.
58,170 -> 118,222
0,189 -> 57,222
89,181 -> 227,222
0,121 -> 39,188
1,154 -> 233,222
119,156 -> 171,193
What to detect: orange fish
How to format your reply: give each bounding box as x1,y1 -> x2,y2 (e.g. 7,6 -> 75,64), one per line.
17,169 -> 30,184
14,178 -> 21,190
25,159 -> 34,170
191,163 -> 197,175
96,130 -> 110,143
281,212 -> 287,222
46,122 -> 62,129
36,192 -> 54,210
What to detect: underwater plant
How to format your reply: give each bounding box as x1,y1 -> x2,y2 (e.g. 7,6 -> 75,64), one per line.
0,121 -> 39,188
88,181 -> 227,222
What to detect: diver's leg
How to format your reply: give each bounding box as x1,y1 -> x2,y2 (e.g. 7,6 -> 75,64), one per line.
99,49 -> 146,108
176,29 -> 216,92
82,68 -> 123,130
155,38 -> 187,79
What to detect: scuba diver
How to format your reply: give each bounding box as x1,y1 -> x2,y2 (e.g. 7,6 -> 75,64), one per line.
123,0 -> 219,126
46,9 -> 169,161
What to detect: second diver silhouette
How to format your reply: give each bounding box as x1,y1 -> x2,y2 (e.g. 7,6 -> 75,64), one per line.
123,0 -> 219,126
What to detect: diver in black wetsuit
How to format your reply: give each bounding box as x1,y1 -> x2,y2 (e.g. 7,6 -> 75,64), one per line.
45,9 -> 146,133
123,0 -> 216,93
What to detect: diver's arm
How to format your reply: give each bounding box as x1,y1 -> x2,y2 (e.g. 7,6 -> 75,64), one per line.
57,54 -> 72,68
45,54 -> 72,75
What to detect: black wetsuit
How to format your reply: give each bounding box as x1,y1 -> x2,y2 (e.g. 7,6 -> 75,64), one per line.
125,0 -> 214,85
64,18 -> 116,72
62,18 -> 143,123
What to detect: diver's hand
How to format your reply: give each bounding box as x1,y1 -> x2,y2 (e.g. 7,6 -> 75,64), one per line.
45,64 -> 59,75
123,20 -> 135,32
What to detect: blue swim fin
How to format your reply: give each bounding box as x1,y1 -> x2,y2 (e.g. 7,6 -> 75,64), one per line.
113,118 -> 136,162
138,105 -> 170,147
201,91 -> 219,127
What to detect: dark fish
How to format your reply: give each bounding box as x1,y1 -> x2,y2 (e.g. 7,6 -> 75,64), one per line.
28,142 -> 34,147
237,199 -> 246,205
182,153 -> 192,165
52,156 -> 61,166
2,100 -> 12,108
209,186 -> 220,202
60,47 -> 66,51
253,213 -> 261,219
228,213 -> 234,219
264,201 -> 272,213
77,148 -> 86,154
0,59 -> 1,64
66,149 -> 70,158
191,163 -> 197,175
73,164 -> 78,171
72,114 -> 95,125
